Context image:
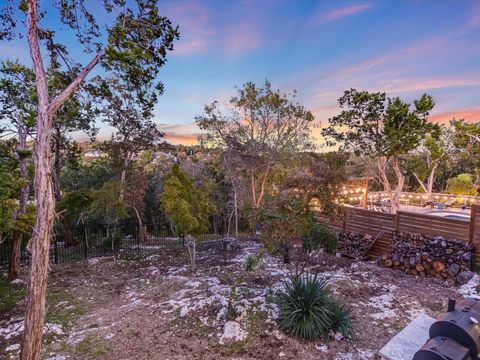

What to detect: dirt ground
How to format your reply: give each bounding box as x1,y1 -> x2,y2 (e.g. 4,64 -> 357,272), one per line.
1,240 -> 478,360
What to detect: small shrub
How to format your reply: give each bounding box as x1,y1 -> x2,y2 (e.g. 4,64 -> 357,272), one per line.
245,255 -> 258,272
245,249 -> 264,272
301,223 -> 337,254
225,301 -> 240,321
277,273 -> 353,340
327,300 -> 354,337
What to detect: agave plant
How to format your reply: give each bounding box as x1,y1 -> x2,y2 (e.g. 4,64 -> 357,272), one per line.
277,273 -> 334,340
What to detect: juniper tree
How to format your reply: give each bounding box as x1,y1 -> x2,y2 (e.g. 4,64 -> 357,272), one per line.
0,1 -> 179,357
196,80 -> 315,215
322,89 -> 436,212
0,60 -> 36,280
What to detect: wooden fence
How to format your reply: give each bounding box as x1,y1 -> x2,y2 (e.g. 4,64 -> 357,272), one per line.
320,205 -> 480,263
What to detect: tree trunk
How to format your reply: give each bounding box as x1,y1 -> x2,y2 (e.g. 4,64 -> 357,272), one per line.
22,1 -> 104,357
234,188 -> 238,241
426,164 -> 437,201
250,171 -> 257,209
391,156 -> 405,213
9,124 -> 30,281
376,156 -> 391,194
22,3 -> 55,356
133,205 -> 145,244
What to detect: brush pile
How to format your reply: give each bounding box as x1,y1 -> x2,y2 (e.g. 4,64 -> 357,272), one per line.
378,232 -> 474,285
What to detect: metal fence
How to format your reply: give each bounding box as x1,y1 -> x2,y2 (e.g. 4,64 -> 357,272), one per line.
0,225 -> 226,268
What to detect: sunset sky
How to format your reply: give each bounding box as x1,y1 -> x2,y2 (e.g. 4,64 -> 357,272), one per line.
2,0 -> 480,146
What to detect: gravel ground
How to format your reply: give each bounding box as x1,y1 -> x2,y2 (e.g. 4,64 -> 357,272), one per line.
1,240 -> 477,360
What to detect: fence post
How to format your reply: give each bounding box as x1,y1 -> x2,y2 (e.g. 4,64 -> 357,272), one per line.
54,241 -> 59,264
395,211 -> 400,234
469,205 -> 477,243
469,205 -> 478,269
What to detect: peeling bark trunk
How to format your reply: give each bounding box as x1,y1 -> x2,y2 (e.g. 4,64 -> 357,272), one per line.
234,188 -> 238,241
391,156 -> 405,213
133,205 -> 145,244
9,124 -> 30,281
413,164 -> 437,202
250,171 -> 257,209
376,156 -> 392,200
120,151 -> 132,201
22,3 -> 55,356
22,1 -> 104,357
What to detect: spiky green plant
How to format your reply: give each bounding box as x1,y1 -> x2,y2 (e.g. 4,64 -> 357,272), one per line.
277,273 -> 353,340
327,300 -> 354,337
277,274 -> 333,340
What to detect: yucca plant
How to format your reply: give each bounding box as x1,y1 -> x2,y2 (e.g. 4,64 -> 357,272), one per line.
277,273 -> 353,340
277,273 -> 333,340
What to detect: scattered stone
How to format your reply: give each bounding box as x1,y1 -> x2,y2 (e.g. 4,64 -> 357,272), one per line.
219,321 -> 247,344
315,344 -> 328,352
11,278 -> 26,285
334,331 -> 343,342
6,343 -> 20,352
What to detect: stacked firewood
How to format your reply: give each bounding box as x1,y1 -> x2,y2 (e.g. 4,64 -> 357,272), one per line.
338,232 -> 375,259
378,232 -> 474,285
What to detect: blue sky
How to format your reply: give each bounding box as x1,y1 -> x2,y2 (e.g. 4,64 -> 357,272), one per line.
2,0 -> 480,145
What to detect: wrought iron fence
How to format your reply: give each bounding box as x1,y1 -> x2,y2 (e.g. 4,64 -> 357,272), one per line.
0,225 -> 227,268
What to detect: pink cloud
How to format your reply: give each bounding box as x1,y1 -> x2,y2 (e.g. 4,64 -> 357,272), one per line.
224,21 -> 261,56
430,108 -> 480,124
309,4 -> 371,26
162,1 -> 260,57
381,76 -> 480,93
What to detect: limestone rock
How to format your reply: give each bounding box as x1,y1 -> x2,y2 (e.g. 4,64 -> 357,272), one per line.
219,321 -> 247,344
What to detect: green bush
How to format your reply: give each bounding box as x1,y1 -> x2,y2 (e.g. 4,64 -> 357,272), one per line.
447,173 -> 478,196
327,299 -> 354,337
277,273 -> 353,340
301,223 -> 337,254
246,250 -> 264,272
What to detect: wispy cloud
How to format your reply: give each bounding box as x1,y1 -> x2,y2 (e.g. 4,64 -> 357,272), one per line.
309,3 -> 371,26
380,76 -> 480,93
163,0 -> 261,57
430,108 -> 480,124
158,122 -> 200,145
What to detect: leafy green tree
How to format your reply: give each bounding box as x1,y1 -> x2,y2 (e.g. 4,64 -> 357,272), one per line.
322,89 -> 437,211
89,181 -> 128,250
0,60 -> 36,280
93,78 -> 164,196
196,80 -> 315,214
160,164 -> 215,272
411,125 -> 453,200
447,173 -> 477,196
259,192 -> 314,263
451,119 -> 480,183
0,1 -> 179,356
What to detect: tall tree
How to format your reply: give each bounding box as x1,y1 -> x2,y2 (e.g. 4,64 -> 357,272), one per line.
322,89 -> 436,211
160,163 -> 214,272
93,78 -> 164,190
0,1 -> 179,357
0,60 -> 36,280
196,80 -> 315,213
411,125 -> 453,200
